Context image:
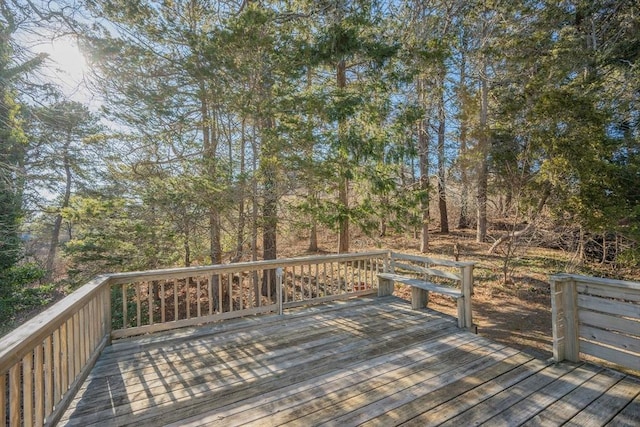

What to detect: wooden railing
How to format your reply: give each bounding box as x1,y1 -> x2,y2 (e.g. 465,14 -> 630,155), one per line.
0,251 -> 387,426
0,276 -> 111,427
550,273 -> 640,372
108,251 -> 387,338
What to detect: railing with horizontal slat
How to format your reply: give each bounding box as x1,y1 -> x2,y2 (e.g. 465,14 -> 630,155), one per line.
550,273 -> 640,372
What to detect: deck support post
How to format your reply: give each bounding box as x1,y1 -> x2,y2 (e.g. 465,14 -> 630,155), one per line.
551,275 -> 580,363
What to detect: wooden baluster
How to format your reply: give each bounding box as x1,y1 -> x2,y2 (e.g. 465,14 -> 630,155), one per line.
330,262 -> 335,295
68,316 -> 75,385
148,281 -> 154,325
185,279 -> 191,320
35,343 -> 44,427
1,372 -> 6,427
135,282 -> 142,327
228,273 -> 233,312
89,299 -> 95,355
239,275 -> 244,311
208,276 -> 213,315
161,281 -> 166,323
217,274 -> 223,313
196,278 -> 202,317
80,307 -> 87,364
44,336 -> 53,417
122,283 -> 127,329
74,312 -> 81,380
23,352 -> 33,427
9,363 -> 20,427
52,329 -> 61,404
173,280 -> 179,321
60,322 -> 68,394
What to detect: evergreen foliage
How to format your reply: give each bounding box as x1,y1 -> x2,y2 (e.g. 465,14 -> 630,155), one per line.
0,0 -> 638,305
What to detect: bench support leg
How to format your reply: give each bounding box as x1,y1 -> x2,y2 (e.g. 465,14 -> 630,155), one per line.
378,277 -> 394,297
411,288 -> 429,309
456,298 -> 465,328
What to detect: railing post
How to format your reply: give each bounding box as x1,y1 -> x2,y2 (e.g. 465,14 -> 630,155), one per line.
276,267 -> 284,315
550,275 -> 580,363
460,263 -> 474,331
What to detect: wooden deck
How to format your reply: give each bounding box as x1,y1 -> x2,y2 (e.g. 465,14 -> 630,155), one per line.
59,296 -> 640,427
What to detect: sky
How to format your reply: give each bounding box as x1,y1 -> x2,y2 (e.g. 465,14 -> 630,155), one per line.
29,34 -> 98,109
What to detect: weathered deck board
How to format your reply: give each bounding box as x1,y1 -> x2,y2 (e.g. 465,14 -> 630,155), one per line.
59,296 -> 640,427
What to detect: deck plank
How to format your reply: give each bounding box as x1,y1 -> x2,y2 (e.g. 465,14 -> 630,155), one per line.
359,352 -> 535,427
434,362 -> 579,426
606,387 -> 640,426
57,295 -> 640,427
173,332 -> 483,427
479,363 -> 603,426
564,376 -> 640,427
521,369 -> 627,426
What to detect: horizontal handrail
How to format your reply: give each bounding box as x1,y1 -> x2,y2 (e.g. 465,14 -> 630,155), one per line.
551,273 -> 640,291
108,251 -> 389,285
0,275 -> 111,373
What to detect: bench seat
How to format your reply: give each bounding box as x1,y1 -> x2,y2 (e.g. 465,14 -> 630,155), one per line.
377,273 -> 462,299
377,272 -> 468,329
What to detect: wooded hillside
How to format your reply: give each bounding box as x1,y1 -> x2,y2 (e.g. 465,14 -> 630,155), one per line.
1,0 -> 639,327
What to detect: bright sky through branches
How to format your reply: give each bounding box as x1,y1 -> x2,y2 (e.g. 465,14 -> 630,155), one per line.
33,36 -> 93,105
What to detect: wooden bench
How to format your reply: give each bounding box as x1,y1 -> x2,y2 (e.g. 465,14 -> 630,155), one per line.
377,253 -> 475,330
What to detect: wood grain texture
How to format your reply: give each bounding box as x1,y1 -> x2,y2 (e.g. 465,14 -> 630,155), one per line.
58,296 -> 639,427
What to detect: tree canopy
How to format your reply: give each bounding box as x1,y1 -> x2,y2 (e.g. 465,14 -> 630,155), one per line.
1,0 -> 639,300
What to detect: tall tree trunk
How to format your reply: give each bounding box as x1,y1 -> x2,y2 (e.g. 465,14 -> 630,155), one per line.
337,58 -> 349,254
457,36 -> 470,229
437,72 -> 449,233
476,61 -> 489,243
233,118 -> 247,263
200,88 -> 222,264
260,112 -> 278,297
183,214 -> 191,267
251,125 -> 260,301
417,78 -> 430,253
309,220 -> 318,252
45,142 -> 72,280
308,189 -> 318,252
